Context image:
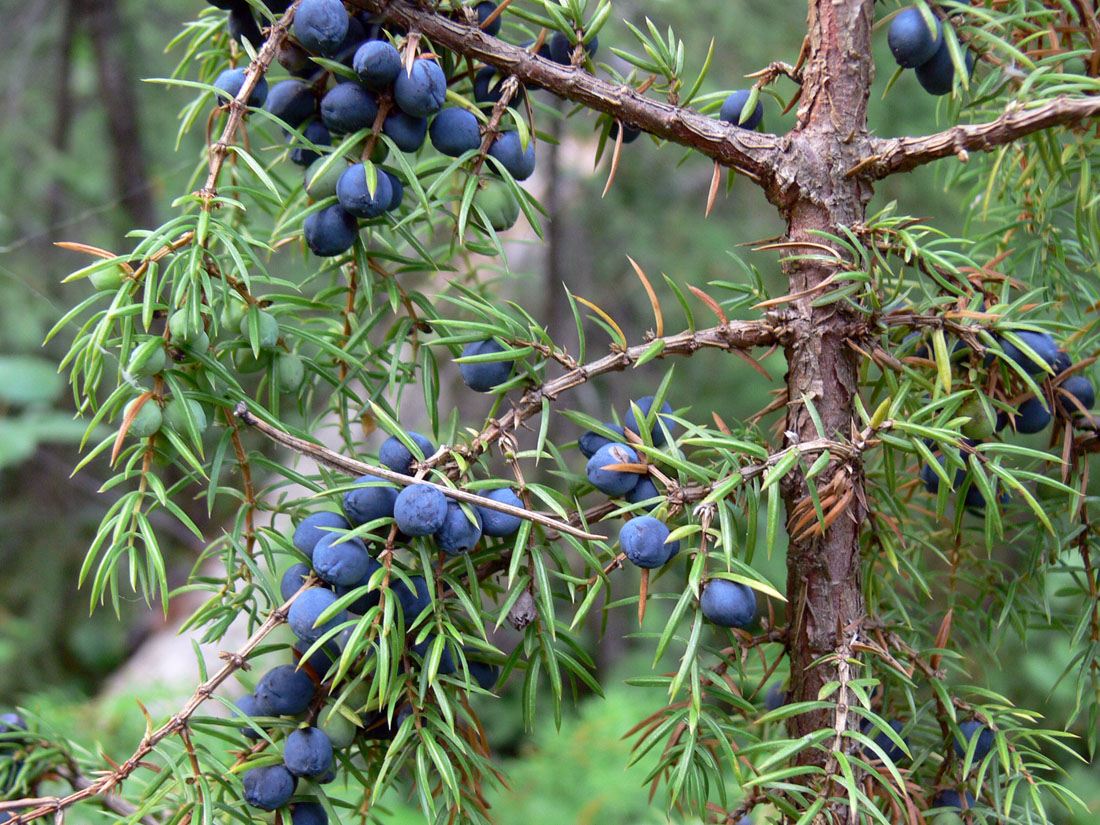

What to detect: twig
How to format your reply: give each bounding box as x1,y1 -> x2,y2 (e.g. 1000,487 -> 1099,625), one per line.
1,589 -> 303,825
347,0 -> 780,185
854,95 -> 1100,180
232,403 -> 604,541
198,1 -> 303,201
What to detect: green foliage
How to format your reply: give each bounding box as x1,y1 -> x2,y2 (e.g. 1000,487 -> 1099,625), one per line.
4,1 -> 1100,825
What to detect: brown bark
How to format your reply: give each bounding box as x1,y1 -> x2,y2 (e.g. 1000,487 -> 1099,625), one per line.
776,0 -> 875,761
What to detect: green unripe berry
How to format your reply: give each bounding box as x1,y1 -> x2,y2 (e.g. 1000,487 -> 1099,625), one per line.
168,309 -> 205,344
240,310 -> 280,351
276,352 -> 306,392
219,299 -> 247,335
234,346 -> 272,374
124,397 -> 162,438
305,157 -> 346,200
163,397 -> 208,435
959,396 -> 996,440
127,340 -> 167,377
318,708 -> 357,749
183,331 -> 210,355
89,263 -> 127,291
476,179 -> 520,231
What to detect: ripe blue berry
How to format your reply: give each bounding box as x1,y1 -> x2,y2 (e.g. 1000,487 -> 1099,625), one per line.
213,68 -> 269,107
293,511 -> 350,560
312,533 -> 371,587
719,89 -> 763,130
382,110 -> 428,153
254,665 -> 315,716
430,107 -> 482,157
394,485 -> 449,536
336,163 -> 393,219
433,500 -> 483,555
622,396 -> 675,447
264,79 -> 316,128
280,563 -> 312,601
379,432 -> 435,475
342,478 -> 398,528
320,82 -> 379,134
954,720 -> 994,760
394,59 -> 447,118
619,516 -> 676,568
293,0 -> 349,56
288,587 -> 346,644
303,204 -> 358,257
887,8 -> 943,68
242,764 -> 296,810
578,424 -> 626,458
353,40 -> 402,89
459,338 -> 514,391
283,727 -> 334,777
487,131 -> 536,180
700,579 -> 756,628
586,442 -> 641,496
476,488 -> 525,537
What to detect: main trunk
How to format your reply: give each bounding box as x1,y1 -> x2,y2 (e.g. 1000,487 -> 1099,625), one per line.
778,0 -> 875,757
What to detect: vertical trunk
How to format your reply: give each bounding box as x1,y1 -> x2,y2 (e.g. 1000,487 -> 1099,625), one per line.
75,0 -> 156,229
46,0 -> 80,231
779,0 -> 875,756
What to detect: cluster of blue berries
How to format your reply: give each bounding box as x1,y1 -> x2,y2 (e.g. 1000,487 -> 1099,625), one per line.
206,0 -> 555,260
887,7 -> 975,96
909,325 -> 1095,510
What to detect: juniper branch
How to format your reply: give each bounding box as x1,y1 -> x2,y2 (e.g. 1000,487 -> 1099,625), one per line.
853,94 -> 1100,180
348,0 -> 781,185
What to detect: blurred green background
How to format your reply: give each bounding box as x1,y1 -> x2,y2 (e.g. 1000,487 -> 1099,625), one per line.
0,1 -> 1094,822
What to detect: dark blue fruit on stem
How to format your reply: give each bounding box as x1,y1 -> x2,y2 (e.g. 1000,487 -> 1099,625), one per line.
1051,350 -> 1072,374
931,789 -> 975,810
228,7 -> 263,49
487,131 -> 536,180
343,478 -> 398,527
264,79 -> 316,128
293,0 -> 349,55
303,204 -> 358,257
293,511 -> 350,560
336,163 -> 392,218
619,516 -> 676,569
548,31 -> 597,64
610,121 -> 641,143
353,40 -> 402,88
700,579 -> 756,627
1013,396 -> 1051,434
474,1 -> 501,36
280,563 -> 312,601
396,575 -> 432,624
954,720 -> 994,760
459,339 -> 514,391
213,68 -> 268,107
433,500 -> 483,555
476,487 -> 524,536
719,89 -> 763,129
622,396 -> 675,447
915,38 -> 975,96
312,533 -> 371,587
289,120 -> 331,166
625,477 -> 661,510
0,713 -> 27,733
467,654 -> 499,691
586,442 -> 641,496
383,170 -> 403,211
232,693 -> 263,740
394,59 -> 447,118
242,764 -> 296,811
290,802 -> 328,825
764,683 -> 787,711
1059,374 -> 1096,414
379,431 -> 435,474
287,587 -> 346,644
283,727 -> 334,777
430,107 -> 482,156
1001,330 -> 1060,374
320,82 -> 379,133
473,67 -> 506,105
343,557 -> 382,614
394,484 -> 449,536
863,718 -> 909,764
382,111 -> 428,152
887,7 -> 943,68
578,424 -> 626,458
294,639 -> 337,678
254,665 -> 315,716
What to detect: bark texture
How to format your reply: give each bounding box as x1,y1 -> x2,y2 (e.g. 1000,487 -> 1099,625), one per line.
776,0 -> 875,755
